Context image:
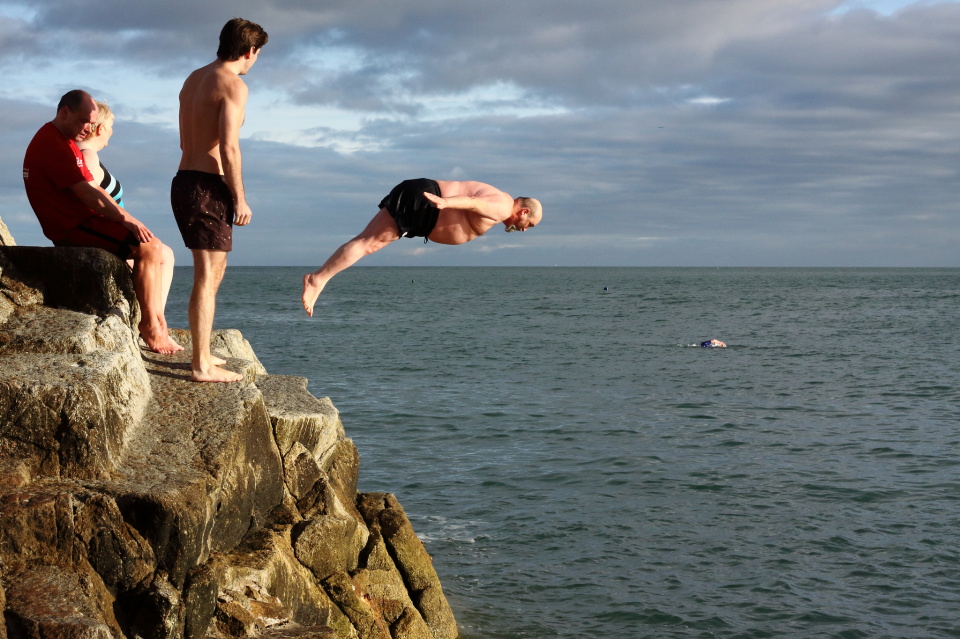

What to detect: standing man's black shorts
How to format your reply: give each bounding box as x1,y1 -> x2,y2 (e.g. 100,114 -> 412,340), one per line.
170,170 -> 235,251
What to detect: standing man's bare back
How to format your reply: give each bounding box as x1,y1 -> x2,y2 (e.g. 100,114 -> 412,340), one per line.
178,62 -> 253,224
171,17 -> 267,382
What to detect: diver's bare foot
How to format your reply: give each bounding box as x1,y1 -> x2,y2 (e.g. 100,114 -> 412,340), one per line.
190,364 -> 243,383
140,324 -> 183,355
302,273 -> 325,317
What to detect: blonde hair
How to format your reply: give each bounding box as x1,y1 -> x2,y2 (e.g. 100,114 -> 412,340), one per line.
91,100 -> 114,136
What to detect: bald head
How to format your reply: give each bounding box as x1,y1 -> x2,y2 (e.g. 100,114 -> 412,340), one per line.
53,89 -> 98,142
520,197 -> 542,226
505,197 -> 542,233
57,89 -> 93,113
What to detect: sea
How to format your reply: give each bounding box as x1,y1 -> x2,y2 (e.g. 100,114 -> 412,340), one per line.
165,267 -> 960,639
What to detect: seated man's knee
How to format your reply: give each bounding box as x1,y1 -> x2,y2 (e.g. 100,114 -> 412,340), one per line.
130,237 -> 164,262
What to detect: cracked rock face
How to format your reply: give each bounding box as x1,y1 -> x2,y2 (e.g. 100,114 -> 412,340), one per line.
0,240 -> 457,639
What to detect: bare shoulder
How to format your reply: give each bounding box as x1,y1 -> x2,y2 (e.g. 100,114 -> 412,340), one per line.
438,180 -> 509,199
216,66 -> 248,99
181,63 -> 246,101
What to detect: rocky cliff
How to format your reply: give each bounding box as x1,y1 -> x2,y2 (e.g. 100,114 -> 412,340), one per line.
0,218 -> 458,639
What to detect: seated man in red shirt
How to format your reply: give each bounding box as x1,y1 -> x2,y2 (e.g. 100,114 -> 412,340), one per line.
23,89 -> 182,354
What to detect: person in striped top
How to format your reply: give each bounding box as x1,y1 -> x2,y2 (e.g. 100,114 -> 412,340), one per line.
77,100 -> 177,316
77,101 -> 124,206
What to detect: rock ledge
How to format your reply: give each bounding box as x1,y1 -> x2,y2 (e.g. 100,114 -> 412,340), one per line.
0,231 -> 457,639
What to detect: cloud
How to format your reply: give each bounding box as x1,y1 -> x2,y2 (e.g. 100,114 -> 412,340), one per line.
2,0 -> 959,266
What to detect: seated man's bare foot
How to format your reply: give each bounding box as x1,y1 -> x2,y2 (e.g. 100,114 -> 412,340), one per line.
161,333 -> 183,353
302,273 -> 325,317
191,364 -> 243,383
141,325 -> 182,355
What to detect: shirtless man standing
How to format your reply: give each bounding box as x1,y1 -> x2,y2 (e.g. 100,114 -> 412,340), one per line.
301,178 -> 542,316
172,17 -> 267,382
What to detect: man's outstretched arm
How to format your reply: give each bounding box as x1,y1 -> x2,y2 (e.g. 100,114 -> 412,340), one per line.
70,180 -> 153,243
422,190 -> 514,222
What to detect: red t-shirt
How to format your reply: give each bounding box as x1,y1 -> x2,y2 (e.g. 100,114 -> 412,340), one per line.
22,121 -> 95,243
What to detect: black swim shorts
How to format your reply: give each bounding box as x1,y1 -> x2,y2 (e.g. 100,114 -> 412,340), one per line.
170,170 -> 235,251
378,178 -> 442,239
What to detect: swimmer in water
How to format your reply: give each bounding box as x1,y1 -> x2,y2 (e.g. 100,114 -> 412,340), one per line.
700,339 -> 727,348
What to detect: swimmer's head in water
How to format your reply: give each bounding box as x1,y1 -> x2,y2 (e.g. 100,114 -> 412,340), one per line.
700,339 -> 727,348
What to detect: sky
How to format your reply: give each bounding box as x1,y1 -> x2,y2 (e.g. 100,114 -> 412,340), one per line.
1,0 -> 958,267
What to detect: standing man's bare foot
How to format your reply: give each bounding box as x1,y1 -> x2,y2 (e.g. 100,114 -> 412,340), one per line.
191,363 -> 244,383
302,273 -> 325,317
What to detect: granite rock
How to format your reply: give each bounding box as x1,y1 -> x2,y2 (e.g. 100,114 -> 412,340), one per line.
0,217 -> 14,246
0,242 -> 457,638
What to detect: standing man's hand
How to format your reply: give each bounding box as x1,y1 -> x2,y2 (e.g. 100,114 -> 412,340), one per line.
234,202 -> 252,226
